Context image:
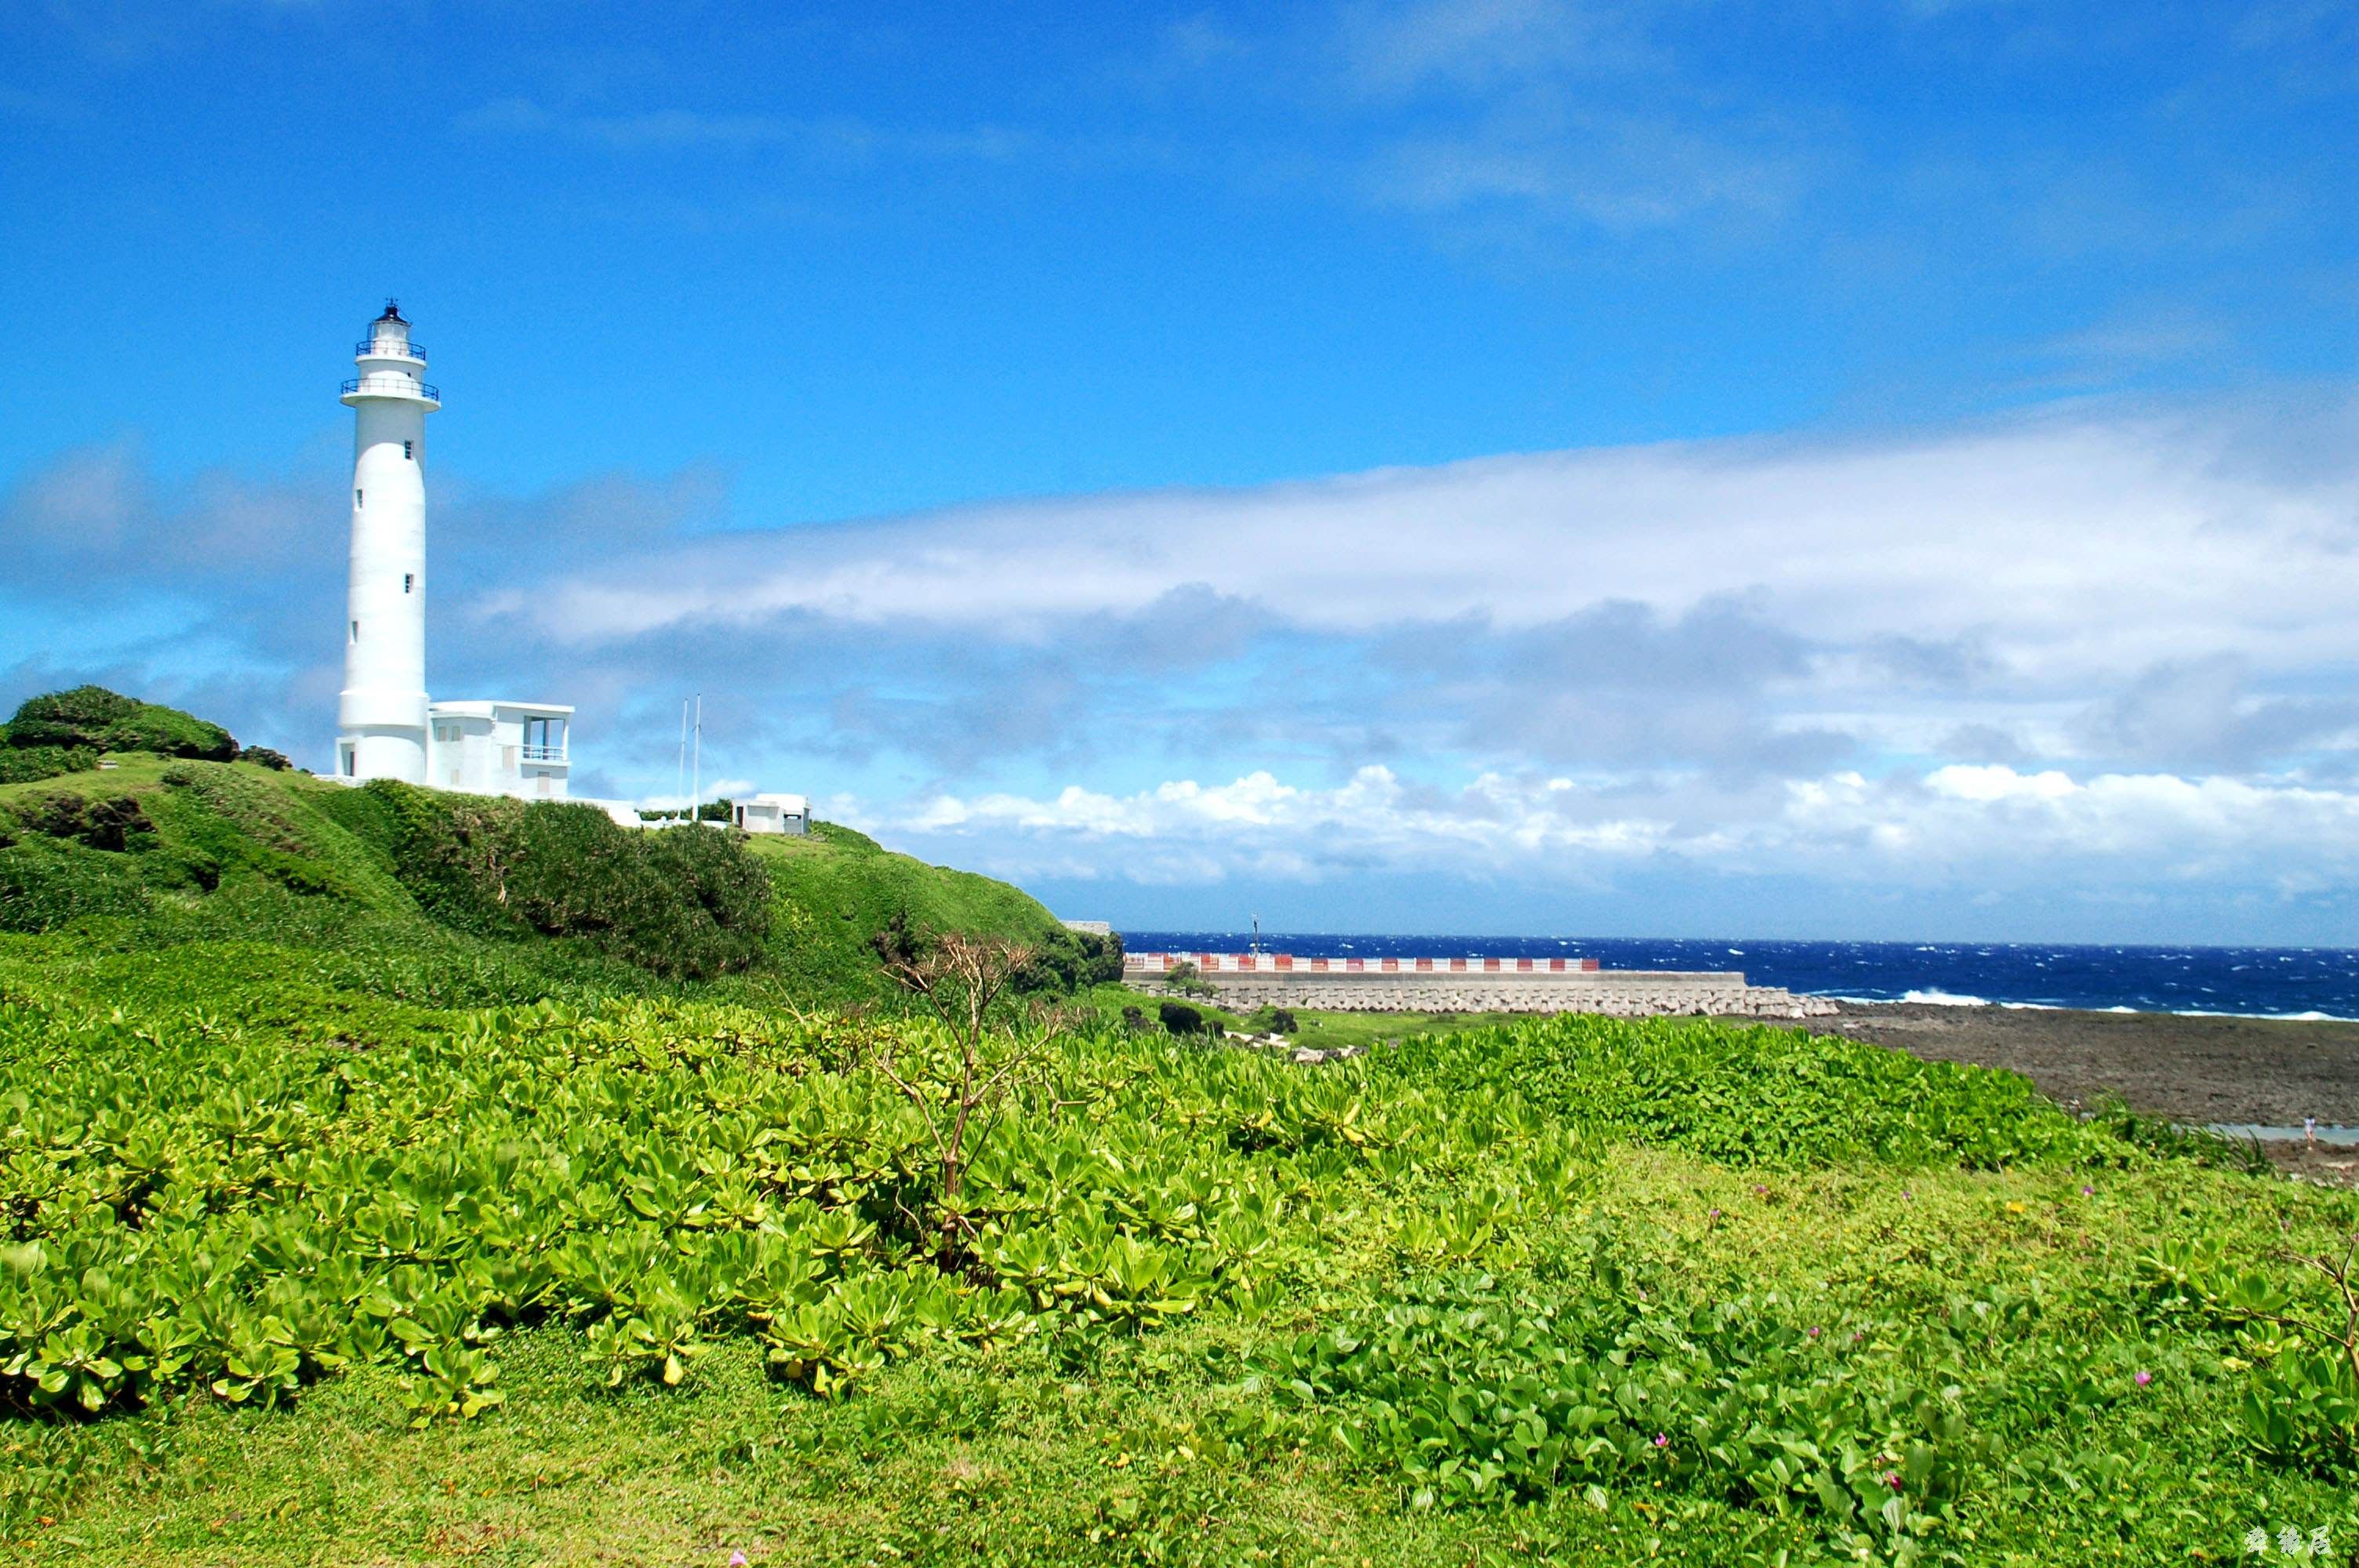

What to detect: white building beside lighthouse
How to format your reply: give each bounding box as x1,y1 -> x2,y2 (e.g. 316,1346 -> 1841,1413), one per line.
334,303 -> 575,801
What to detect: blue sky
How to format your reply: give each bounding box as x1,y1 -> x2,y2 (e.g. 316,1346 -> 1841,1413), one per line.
3,0 -> 2356,942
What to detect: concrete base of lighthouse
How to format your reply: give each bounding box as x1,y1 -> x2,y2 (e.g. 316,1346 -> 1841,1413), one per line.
336,687 -> 429,783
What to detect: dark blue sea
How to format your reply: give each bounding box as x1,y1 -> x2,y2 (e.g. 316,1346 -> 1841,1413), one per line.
1121,933 -> 2359,1020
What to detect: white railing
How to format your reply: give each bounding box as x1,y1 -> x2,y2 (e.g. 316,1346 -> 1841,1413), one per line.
521,745 -> 567,763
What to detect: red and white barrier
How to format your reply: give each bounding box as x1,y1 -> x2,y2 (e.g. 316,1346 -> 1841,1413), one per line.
1124,953 -> 1601,975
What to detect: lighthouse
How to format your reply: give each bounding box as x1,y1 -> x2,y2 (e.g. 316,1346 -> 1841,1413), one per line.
335,302 -> 439,782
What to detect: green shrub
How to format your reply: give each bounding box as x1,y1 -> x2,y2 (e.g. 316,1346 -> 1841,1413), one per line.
4,687 -> 237,760
238,746 -> 293,771
1018,927 -> 1126,993
1159,1000 -> 1204,1035
97,702 -> 237,760
4,685 -> 139,749
370,784 -> 772,979
0,746 -> 95,785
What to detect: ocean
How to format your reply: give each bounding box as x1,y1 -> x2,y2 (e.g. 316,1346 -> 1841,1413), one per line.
1120,933 -> 2359,1021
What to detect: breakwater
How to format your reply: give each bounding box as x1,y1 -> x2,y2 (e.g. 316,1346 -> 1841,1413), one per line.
1125,953 -> 1836,1019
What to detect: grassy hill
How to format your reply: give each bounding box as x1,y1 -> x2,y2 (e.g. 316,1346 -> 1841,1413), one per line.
749,819 -> 1092,1000
0,717 -> 1102,1015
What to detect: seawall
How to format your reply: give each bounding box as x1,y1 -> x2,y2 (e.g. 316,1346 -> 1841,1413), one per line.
1125,953 -> 1836,1019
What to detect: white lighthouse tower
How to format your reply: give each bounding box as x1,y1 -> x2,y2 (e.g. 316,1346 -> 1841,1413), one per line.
335,302 -> 439,782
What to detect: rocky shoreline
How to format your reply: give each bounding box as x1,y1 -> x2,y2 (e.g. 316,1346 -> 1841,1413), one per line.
1794,1000 -> 2359,1182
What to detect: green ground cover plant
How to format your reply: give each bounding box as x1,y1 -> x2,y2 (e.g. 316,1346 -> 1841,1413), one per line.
4,946 -> 2357,1564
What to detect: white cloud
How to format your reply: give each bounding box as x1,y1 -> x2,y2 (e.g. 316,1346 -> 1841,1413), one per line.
506,399 -> 2359,742
1924,764 -> 2077,802
867,764 -> 1677,886
870,758 -> 2359,893
1339,0 -> 1661,96
551,408 -> 2339,648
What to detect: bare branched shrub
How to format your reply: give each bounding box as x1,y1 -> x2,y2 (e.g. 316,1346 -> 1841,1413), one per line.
871,931 -> 1078,1263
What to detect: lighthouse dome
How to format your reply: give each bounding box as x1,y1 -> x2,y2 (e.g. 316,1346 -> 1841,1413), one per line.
359,300 -> 420,361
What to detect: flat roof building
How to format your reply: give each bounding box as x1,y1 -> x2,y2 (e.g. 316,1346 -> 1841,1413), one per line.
427,701 -> 572,801
733,793 -> 809,835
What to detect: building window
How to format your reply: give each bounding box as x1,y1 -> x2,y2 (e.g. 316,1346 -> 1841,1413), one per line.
349,620 -> 358,643
355,489 -> 362,507
404,573 -> 414,593
403,440 -> 414,460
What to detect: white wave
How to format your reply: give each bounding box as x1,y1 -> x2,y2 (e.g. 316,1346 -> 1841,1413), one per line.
1901,989 -> 1991,1007
1998,1001 -> 2064,1011
2172,1007 -> 2359,1023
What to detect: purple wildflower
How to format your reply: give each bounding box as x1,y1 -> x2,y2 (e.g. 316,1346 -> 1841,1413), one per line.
2134,1370 -> 2152,1387
1653,1433 -> 1669,1448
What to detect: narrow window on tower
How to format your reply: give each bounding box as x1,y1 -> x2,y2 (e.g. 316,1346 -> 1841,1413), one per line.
350,621 -> 358,643
404,573 -> 414,593
404,440 -> 414,460
355,489 -> 363,507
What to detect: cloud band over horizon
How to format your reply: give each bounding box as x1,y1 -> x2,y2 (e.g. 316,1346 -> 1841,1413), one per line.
5,389 -> 2357,942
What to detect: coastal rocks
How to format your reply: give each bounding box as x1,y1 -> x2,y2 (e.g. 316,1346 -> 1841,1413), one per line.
1210,1029 -> 1373,1065
1290,1044 -> 1369,1065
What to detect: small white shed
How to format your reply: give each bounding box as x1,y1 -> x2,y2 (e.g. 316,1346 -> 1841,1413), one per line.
733,793 -> 809,836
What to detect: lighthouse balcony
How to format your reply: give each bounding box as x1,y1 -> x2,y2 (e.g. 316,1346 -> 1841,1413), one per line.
342,374 -> 442,405
356,337 -> 426,361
